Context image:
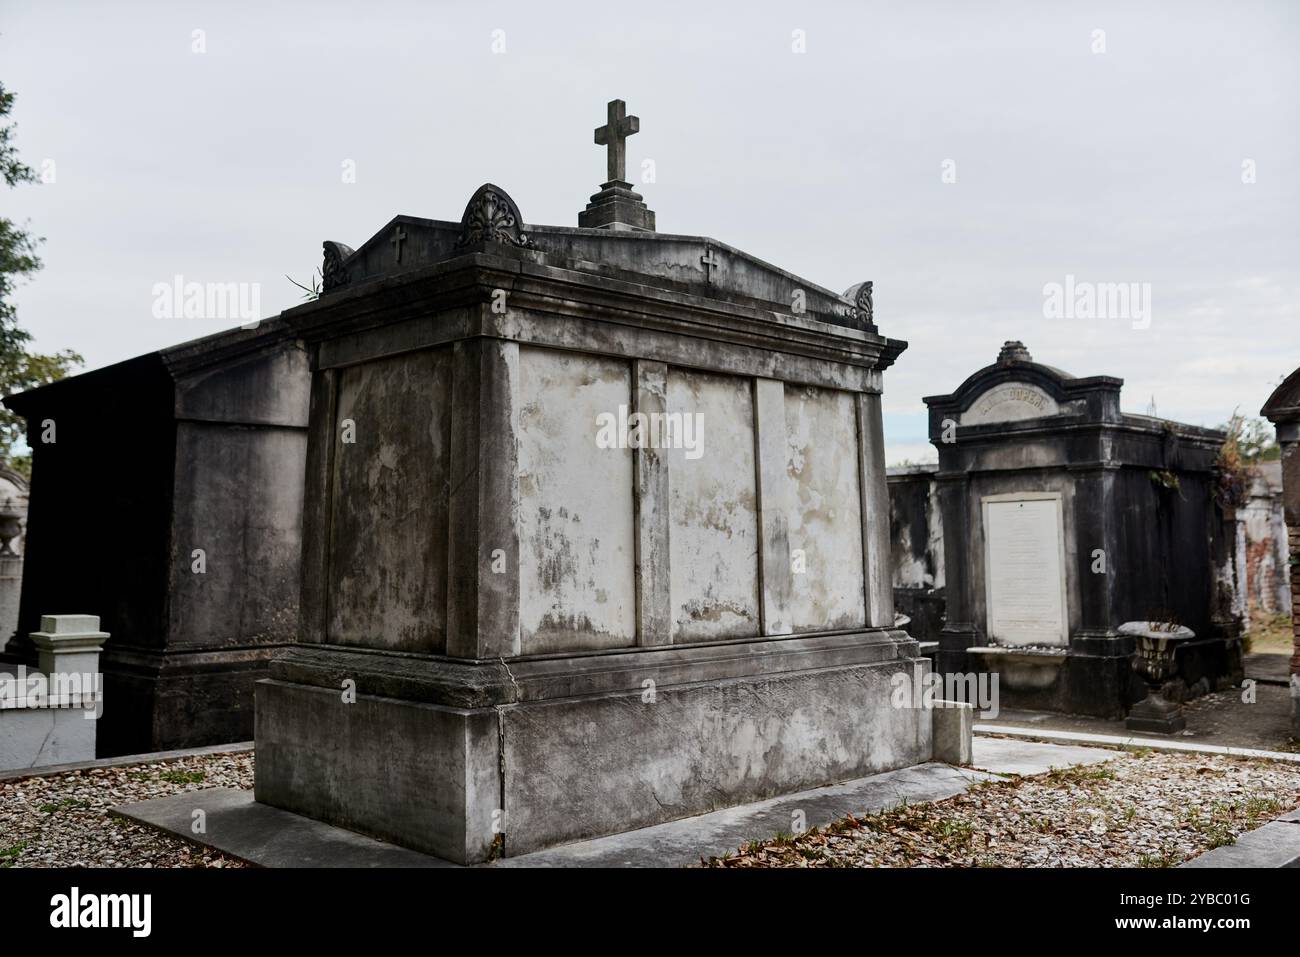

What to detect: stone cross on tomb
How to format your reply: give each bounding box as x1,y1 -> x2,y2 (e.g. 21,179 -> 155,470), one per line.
594,99 -> 640,184
390,225 -> 407,264
700,247 -> 720,283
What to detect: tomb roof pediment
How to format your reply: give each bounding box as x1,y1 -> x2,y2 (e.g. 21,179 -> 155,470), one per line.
312,183 -> 900,357
4,317 -> 303,419
924,341 -> 1120,424
1262,367 -> 1300,424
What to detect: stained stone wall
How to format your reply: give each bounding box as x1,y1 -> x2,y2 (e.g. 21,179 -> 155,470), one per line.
667,368 -> 759,642
888,465 -> 945,643
785,385 -> 866,633
1241,462 -> 1291,618
518,347 -> 637,653
327,347 -> 453,652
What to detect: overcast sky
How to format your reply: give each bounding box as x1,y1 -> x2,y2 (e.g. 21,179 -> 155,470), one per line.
3,0 -> 1296,463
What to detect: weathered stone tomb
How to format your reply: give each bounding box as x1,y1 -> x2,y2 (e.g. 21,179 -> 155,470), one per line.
1261,369 -> 1300,734
254,102 -> 930,862
924,341 -> 1243,718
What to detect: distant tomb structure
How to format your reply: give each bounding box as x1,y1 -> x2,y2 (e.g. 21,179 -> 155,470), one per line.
1261,370 -> 1300,734
1240,461 -> 1291,620
2,321 -> 310,755
0,466 -> 28,649
924,341 -> 1243,717
888,464 -> 945,645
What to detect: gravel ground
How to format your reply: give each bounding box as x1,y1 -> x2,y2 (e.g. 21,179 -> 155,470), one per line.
6,748 -> 1299,868
0,752 -> 253,868
706,750 -> 1300,868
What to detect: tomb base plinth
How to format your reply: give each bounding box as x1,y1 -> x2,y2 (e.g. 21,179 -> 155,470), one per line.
255,631 -> 931,864
1125,693 -> 1186,735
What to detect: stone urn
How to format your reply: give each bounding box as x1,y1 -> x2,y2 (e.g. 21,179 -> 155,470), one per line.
0,499 -> 23,557
1119,620 -> 1194,734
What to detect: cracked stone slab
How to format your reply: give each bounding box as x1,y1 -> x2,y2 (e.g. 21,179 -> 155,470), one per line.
112,788 -> 453,868
494,762 -> 997,867
1180,820 -> 1300,868
971,736 -> 1118,777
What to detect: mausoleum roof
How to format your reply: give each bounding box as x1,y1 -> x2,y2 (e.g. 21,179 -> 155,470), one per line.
1262,366 -> 1300,425
315,182 -> 895,351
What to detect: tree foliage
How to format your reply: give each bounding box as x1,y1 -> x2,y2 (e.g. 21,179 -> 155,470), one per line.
0,81 -> 83,476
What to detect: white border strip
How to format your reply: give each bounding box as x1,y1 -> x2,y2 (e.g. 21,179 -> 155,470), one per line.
975,724 -> 1300,764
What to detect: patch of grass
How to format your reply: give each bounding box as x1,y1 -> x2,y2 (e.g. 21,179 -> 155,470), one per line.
38,798 -> 91,813
158,769 -> 205,785
1137,850 -> 1180,868
926,816 -> 975,847
1243,796 -> 1283,821
1042,764 -> 1116,787
0,841 -> 26,867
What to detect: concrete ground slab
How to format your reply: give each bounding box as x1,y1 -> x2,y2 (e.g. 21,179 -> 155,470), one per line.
980,683 -> 1295,753
112,788 -> 453,868
971,735 -> 1117,776
1180,819 -> 1300,868
975,724 -> 1300,764
498,762 -> 997,867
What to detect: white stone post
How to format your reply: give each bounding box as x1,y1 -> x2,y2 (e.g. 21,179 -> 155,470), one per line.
31,614 -> 109,685
0,615 -> 109,770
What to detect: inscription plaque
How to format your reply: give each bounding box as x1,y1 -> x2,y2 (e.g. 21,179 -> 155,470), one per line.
983,496 -> 1067,646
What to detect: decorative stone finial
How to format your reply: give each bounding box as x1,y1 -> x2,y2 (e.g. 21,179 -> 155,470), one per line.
856,281 -> 874,323
455,184 -> 531,249
321,241 -> 355,293
579,99 -> 655,231
997,340 -> 1032,365
841,281 -> 875,326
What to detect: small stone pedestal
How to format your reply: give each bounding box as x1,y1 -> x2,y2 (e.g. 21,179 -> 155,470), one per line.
1121,621 -> 1193,735
578,180 -> 655,231
0,615 -> 108,770
31,614 -> 110,678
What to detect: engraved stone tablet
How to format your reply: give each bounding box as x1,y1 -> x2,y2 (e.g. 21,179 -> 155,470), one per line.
983,496 -> 1067,646
961,382 -> 1059,425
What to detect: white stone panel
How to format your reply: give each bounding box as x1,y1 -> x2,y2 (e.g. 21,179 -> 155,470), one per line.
518,347 -> 636,653
784,385 -> 866,632
668,369 -> 760,641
